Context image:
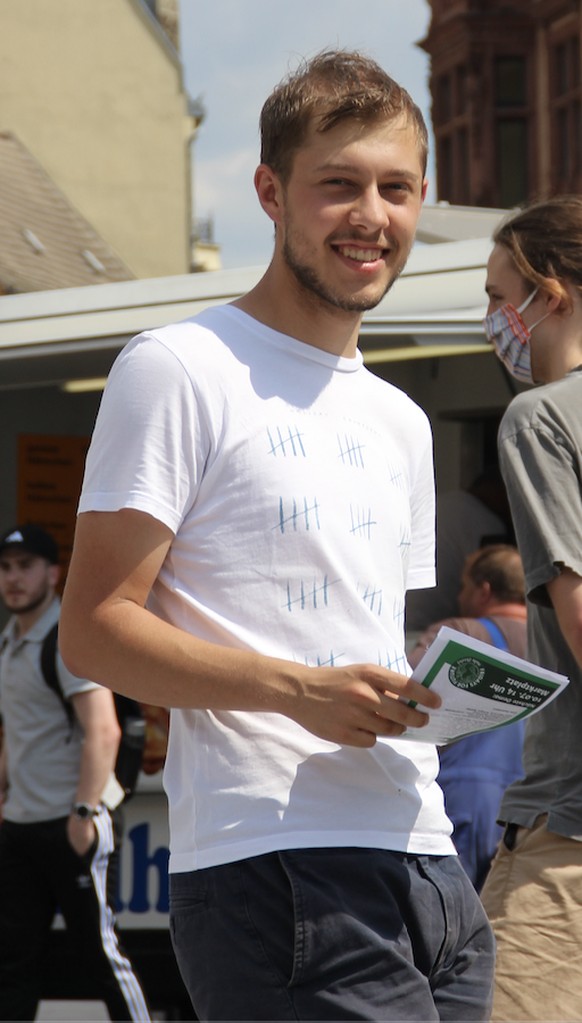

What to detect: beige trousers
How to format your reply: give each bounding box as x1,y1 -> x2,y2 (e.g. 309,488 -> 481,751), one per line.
481,814 -> 582,1022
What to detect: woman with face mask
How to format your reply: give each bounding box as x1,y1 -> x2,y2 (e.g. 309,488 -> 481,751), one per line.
479,196 -> 582,1023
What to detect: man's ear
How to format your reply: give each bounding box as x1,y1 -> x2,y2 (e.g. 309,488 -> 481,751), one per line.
254,164 -> 285,226
478,580 -> 492,610
48,564 -> 61,589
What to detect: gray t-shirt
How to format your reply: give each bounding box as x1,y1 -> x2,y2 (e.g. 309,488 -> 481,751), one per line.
498,366 -> 582,838
0,598 -> 99,823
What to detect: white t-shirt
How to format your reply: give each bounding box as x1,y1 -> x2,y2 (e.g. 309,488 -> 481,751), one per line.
80,305 -> 454,870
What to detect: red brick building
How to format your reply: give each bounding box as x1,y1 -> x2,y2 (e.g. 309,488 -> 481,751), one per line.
421,0 -> 581,208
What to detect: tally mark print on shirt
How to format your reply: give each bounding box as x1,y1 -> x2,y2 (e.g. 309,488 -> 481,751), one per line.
304,650 -> 346,667
284,575 -> 339,612
337,432 -> 365,468
358,583 -> 383,616
275,496 -> 321,534
267,424 -> 306,457
301,648 -> 408,672
378,647 -> 410,674
349,504 -> 377,539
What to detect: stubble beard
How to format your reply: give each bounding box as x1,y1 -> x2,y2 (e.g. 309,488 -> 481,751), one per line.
2,583 -> 51,617
282,226 -> 406,314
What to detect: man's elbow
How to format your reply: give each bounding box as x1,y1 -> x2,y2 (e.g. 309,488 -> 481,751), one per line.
59,609 -> 95,681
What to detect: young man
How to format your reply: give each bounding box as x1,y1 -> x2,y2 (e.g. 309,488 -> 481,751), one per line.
480,196 -> 582,1021
60,51 -> 494,1021
0,525 -> 150,1021
409,544 -> 527,891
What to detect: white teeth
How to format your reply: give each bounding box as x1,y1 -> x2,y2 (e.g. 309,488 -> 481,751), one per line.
338,246 -> 383,262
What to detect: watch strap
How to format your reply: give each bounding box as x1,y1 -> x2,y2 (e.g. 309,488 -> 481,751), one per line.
71,801 -> 98,820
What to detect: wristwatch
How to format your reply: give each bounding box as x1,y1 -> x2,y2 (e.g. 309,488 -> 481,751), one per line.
71,802 -> 98,820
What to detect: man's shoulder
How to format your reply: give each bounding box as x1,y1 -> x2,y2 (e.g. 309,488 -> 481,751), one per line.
144,305 -> 233,351
130,305 -> 263,381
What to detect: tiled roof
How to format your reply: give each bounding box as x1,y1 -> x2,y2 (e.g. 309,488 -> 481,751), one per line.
0,132 -> 134,293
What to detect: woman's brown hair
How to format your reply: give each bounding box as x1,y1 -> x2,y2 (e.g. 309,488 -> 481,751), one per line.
494,195 -> 582,309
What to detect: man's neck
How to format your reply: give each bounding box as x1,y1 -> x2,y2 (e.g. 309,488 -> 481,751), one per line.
235,266 -> 363,359
482,602 -> 527,622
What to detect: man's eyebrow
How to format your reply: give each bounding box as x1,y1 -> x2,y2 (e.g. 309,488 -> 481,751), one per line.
383,168 -> 422,182
314,161 -> 421,182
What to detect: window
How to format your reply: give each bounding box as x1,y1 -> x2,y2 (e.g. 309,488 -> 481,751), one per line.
456,65 -> 468,117
495,56 -> 527,107
438,135 -> 453,199
497,120 -> 528,207
550,34 -> 581,191
457,128 -> 470,204
434,64 -> 471,203
437,74 -> 453,124
493,55 -> 529,206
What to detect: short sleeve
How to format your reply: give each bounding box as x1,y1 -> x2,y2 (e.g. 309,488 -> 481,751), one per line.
53,650 -> 100,700
79,333 -> 209,533
500,398 -> 582,606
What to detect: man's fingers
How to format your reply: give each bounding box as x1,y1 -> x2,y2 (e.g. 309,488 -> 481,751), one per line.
376,696 -> 431,731
361,667 -> 440,711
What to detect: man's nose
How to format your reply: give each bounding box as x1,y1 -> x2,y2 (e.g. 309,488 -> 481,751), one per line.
348,187 -> 390,232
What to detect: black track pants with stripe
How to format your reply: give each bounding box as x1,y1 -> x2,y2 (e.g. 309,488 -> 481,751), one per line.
0,808 -> 151,1021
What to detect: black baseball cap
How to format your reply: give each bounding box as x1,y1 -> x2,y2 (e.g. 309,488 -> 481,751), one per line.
0,524 -> 59,564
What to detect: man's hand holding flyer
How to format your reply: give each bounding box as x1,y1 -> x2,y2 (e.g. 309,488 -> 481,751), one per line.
403,625 -> 569,745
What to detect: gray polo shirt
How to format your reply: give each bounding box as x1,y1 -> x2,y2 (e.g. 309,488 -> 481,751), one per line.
497,366 -> 582,839
0,597 -> 99,823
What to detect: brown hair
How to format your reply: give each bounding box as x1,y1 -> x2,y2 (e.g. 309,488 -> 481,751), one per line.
466,544 -> 525,605
259,49 -> 428,184
494,195 -> 582,310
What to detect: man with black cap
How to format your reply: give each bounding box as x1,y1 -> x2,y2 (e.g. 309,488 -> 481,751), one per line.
0,524 -> 150,1022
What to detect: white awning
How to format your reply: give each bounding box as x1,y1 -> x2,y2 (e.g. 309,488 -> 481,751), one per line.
0,235 -> 494,389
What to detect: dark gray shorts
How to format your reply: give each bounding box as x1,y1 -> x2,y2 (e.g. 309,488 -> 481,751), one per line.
170,846 -> 494,1021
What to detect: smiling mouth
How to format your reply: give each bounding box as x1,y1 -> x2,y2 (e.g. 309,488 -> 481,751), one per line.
334,244 -> 388,262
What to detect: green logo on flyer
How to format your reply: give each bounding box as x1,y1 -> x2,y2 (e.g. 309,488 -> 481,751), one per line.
449,657 -> 485,690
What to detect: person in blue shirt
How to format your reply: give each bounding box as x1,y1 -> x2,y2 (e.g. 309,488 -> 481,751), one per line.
408,543 -> 527,890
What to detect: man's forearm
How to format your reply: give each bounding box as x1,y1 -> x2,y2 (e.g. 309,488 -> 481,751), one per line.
61,596 -> 441,749
75,731 -> 119,808
60,509 -> 441,748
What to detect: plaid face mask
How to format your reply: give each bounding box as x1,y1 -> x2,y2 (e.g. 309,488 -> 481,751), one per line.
482,289 -> 538,384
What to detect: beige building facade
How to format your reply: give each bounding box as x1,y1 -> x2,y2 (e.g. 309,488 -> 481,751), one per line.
1,0 -> 200,279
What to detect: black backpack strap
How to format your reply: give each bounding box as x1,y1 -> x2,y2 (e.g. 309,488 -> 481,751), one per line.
113,695 -> 145,801
39,629 -> 144,797
40,623 -> 75,732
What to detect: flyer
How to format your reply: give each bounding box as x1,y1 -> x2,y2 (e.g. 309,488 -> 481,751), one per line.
401,625 -> 569,745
